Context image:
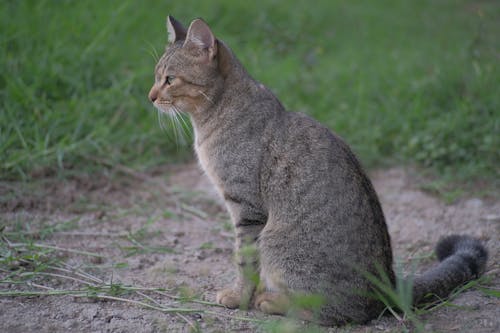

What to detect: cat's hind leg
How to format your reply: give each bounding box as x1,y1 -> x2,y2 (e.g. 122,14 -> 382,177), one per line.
254,269 -> 291,314
254,291 -> 290,315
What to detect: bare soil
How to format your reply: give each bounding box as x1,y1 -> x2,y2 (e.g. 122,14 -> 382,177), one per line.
0,162 -> 498,333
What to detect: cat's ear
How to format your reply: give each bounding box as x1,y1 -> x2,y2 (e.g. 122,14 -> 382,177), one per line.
166,15 -> 187,44
183,18 -> 217,61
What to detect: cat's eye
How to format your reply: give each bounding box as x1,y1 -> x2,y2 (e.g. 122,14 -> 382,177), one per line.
165,75 -> 176,85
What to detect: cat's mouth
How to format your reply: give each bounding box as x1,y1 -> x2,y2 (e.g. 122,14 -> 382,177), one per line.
154,100 -> 174,114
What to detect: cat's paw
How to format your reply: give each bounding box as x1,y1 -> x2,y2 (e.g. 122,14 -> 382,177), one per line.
216,288 -> 241,308
254,292 -> 289,315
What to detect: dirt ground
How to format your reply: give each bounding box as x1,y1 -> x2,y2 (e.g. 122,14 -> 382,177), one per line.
0,162 -> 498,333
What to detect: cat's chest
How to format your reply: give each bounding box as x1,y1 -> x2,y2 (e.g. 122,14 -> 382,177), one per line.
194,143 -> 211,173
194,142 -> 223,191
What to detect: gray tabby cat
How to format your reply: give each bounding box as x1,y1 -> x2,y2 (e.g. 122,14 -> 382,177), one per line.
148,16 -> 488,325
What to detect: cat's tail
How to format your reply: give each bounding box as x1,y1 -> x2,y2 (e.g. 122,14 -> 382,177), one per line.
412,234 -> 488,305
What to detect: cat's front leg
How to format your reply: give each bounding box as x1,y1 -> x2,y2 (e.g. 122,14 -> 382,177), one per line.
216,220 -> 264,309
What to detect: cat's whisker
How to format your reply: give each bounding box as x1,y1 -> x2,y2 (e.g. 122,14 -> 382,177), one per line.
173,106 -> 192,137
171,106 -> 184,129
198,90 -> 214,105
160,111 -> 169,131
170,110 -> 180,140
167,108 -> 180,146
144,47 -> 159,63
169,107 -> 185,146
154,107 -> 161,130
176,118 -> 186,146
157,108 -> 167,131
158,107 -> 168,131
171,107 -> 189,146
143,40 -> 160,62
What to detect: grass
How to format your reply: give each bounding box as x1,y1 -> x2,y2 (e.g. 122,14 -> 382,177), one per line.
0,225 -> 265,327
0,168 -> 497,331
0,2 -> 498,330
1,215 -> 495,333
359,260 -> 497,333
0,0 -> 498,184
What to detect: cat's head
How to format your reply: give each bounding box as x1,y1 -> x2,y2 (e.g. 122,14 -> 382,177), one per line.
148,16 -> 226,116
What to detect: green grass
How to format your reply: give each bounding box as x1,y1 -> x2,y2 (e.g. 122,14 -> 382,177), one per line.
1,0 -> 498,182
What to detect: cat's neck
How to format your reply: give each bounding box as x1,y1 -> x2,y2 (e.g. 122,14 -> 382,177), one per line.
190,41 -> 257,122
217,40 -> 250,81
190,40 -> 284,146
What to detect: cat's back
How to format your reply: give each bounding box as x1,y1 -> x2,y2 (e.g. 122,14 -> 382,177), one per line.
261,110 -> 392,268
263,111 -> 372,197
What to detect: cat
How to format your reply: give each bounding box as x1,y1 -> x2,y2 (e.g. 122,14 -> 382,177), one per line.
148,16 -> 488,325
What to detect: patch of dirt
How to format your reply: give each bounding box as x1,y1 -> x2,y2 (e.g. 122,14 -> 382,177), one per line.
0,163 -> 498,332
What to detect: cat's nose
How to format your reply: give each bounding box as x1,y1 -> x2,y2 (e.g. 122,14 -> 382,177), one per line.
148,87 -> 158,103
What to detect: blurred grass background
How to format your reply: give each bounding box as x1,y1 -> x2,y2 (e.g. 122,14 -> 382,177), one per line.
1,0 -> 498,184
